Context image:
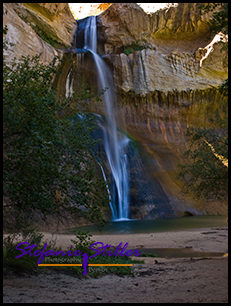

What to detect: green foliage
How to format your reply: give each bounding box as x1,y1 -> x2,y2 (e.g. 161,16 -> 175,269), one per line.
3,39 -> 109,233
3,245 -> 39,276
66,231 -> 136,277
43,249 -> 135,278
178,95 -> 228,200
87,252 -> 135,277
3,228 -> 136,278
200,3 -> 228,35
30,24 -> 59,48
177,4 -> 228,201
3,24 -> 8,34
3,228 -> 45,276
13,230 -> 135,278
200,3 -> 228,69
3,25 -> 14,51
178,123 -> 228,200
16,13 -> 69,49
71,230 -> 95,253
124,44 -> 144,56
3,27 -> 134,279
124,47 -> 134,56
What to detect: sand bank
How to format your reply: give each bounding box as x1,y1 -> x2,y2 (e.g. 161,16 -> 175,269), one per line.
3,226 -> 228,303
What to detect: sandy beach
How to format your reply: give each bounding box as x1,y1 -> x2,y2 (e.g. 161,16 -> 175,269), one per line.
3,226 -> 228,303
41,226 -> 228,253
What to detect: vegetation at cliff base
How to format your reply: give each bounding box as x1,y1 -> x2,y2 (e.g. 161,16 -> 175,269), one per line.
177,116 -> 228,199
3,31 -> 109,237
3,24 -> 138,278
3,230 -> 137,278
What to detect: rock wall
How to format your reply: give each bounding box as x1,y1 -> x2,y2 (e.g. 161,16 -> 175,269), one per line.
99,3 -> 210,52
96,3 -> 227,216
54,3 -> 227,216
3,3 -> 228,217
98,3 -> 227,94
108,42 -> 226,95
3,3 -> 76,64
121,88 -> 228,217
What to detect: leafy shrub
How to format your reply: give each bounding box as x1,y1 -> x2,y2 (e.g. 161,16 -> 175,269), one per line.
3,31 -> 109,235
124,44 -> 144,56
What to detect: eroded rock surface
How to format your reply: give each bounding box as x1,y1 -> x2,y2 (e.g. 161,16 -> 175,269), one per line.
97,3 -> 227,216
3,3 -> 76,64
97,3 -> 227,95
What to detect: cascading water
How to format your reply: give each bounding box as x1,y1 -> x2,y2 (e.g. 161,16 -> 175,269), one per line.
81,16 -> 130,220
64,15 -> 198,222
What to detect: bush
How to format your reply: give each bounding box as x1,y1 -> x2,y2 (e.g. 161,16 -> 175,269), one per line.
3,35 -> 109,235
124,44 -> 144,56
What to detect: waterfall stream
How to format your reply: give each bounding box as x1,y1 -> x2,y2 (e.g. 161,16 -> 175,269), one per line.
81,16 -> 130,220
62,13 -> 224,222
69,15 -> 188,222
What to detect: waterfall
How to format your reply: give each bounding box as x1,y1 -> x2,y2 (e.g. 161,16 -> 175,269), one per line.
63,16 -> 200,222
81,16 -> 130,220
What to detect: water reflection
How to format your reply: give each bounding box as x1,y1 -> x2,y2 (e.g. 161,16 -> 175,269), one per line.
75,215 -> 227,235
133,248 -> 226,258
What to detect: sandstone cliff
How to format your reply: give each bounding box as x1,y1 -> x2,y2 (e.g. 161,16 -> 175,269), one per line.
98,3 -> 227,94
53,3 -> 227,218
96,3 -> 227,217
3,3 -> 76,64
3,3 -> 227,218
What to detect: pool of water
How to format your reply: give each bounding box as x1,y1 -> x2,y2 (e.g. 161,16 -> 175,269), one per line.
72,215 -> 227,235
133,248 -> 226,258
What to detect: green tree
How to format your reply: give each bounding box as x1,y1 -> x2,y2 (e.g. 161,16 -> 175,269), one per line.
3,48 -> 109,232
201,3 -> 228,36
201,3 -> 228,85
178,3 -> 228,200
178,118 -> 228,199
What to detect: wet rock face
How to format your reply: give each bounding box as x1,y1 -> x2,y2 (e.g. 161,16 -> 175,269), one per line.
127,142 -> 177,219
120,87 -> 228,218
92,120 -> 178,220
